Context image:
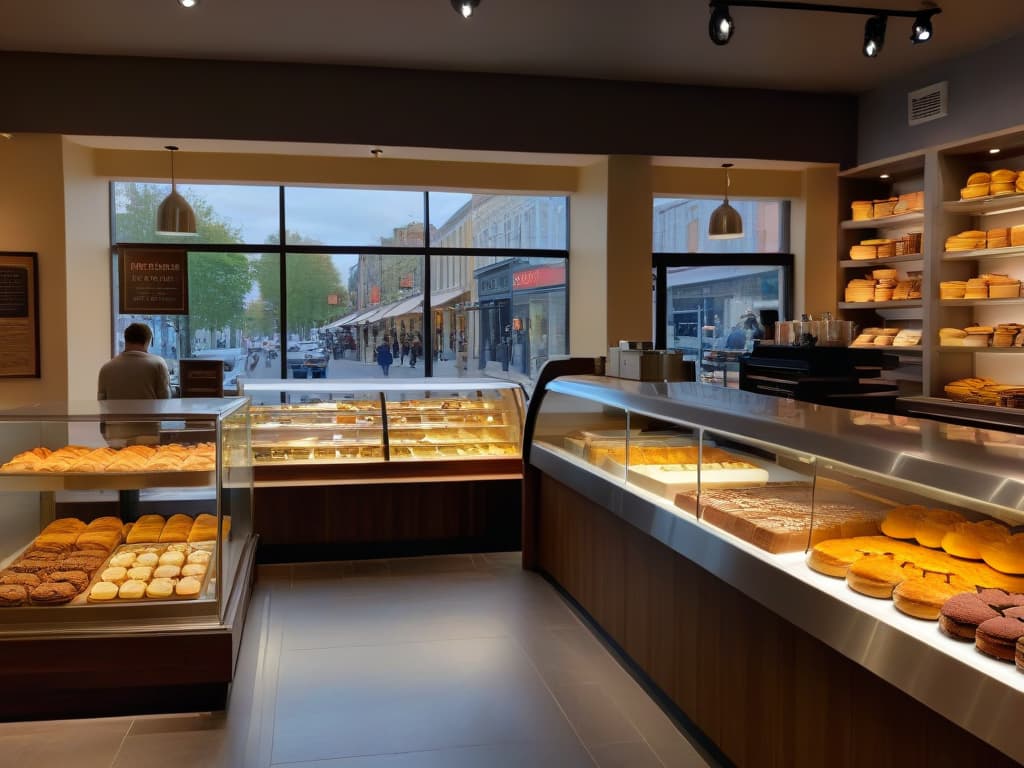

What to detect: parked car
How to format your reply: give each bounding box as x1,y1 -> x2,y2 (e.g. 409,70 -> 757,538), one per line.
286,341 -> 329,378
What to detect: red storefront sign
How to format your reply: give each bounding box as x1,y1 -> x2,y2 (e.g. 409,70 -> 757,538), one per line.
327,294 -> 339,305
512,264 -> 565,290
370,286 -> 381,305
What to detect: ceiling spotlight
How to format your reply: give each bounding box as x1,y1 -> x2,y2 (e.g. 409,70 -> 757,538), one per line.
450,0 -> 479,19
370,148 -> 384,159
178,0 -> 198,7
989,148 -> 1002,155
879,173 -> 891,180
709,163 -> 744,240
910,9 -> 940,44
709,3 -> 734,45
863,15 -> 886,58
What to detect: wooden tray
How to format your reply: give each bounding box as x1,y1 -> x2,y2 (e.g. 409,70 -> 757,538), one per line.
0,469 -> 214,491
82,541 -> 215,604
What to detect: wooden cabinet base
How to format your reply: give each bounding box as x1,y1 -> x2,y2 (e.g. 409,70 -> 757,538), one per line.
534,474 -> 1018,768
255,478 -> 521,563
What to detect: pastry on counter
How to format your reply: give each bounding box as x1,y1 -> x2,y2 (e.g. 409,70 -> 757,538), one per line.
118,580 -> 146,600
158,550 -> 185,567
942,520 -> 1010,560
176,576 -> 202,597
35,446 -> 91,473
187,513 -> 219,543
187,550 -> 212,566
153,565 -> 181,579
134,552 -> 159,568
893,576 -> 971,620
981,534 -> 1024,575
975,617 -> 1024,661
108,551 -> 136,569
32,518 -> 88,553
0,584 -> 28,607
45,570 -> 89,592
100,566 -> 128,586
158,513 -> 194,543
75,516 -> 124,554
0,446 -> 52,472
146,578 -> 175,599
0,572 -> 41,588
28,582 -> 77,605
88,582 -> 118,601
181,563 -> 206,578
939,592 -> 1000,640
127,566 -> 153,582
126,514 -> 165,544
67,447 -> 119,473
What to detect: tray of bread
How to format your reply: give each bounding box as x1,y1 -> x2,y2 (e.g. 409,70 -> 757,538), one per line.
597,444 -> 772,497
85,538 -> 215,603
0,443 -> 216,490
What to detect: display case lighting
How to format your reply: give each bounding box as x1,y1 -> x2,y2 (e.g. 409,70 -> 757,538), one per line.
989,148 -> 1002,155
879,173 -> 891,180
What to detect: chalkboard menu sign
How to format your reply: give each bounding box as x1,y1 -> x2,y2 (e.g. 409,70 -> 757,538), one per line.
118,247 -> 189,315
0,252 -> 39,378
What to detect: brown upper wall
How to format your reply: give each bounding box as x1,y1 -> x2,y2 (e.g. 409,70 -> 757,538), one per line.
2,52 -> 858,167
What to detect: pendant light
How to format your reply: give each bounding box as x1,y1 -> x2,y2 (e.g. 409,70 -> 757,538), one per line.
450,0 -> 480,19
155,145 -> 197,236
708,163 -> 743,240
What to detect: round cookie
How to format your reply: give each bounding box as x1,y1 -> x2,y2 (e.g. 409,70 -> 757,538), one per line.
940,592 -> 1000,640
976,617 -> 1024,661
1018,637 -> 1024,672
158,551 -> 185,567
108,552 -> 136,569
181,563 -> 206,578
118,580 -> 147,599
46,570 -> 89,592
187,550 -> 211,566
101,566 -> 128,585
153,565 -> 180,579
146,578 -> 174,599
0,584 -> 27,607
134,552 -> 159,568
175,576 -> 202,597
126,566 -> 153,582
89,582 -> 118,601
29,581 -> 77,605
0,571 -> 41,588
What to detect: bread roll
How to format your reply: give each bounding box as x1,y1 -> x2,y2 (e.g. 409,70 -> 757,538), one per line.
967,172 -> 992,185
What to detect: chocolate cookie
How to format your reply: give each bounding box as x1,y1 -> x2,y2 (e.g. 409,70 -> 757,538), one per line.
939,592 -> 1000,640
59,555 -> 105,573
976,617 -> 1024,661
9,559 -> 57,575
44,570 -> 89,592
976,588 -> 1024,610
29,581 -> 77,605
0,571 -> 41,588
0,584 -> 27,607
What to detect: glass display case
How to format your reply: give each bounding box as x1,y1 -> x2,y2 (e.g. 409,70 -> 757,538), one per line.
0,398 -> 253,628
528,375 -> 1024,763
238,379 -> 525,469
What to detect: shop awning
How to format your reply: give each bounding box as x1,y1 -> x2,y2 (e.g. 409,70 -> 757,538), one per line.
381,293 -> 424,320
430,286 -> 469,308
324,310 -> 361,329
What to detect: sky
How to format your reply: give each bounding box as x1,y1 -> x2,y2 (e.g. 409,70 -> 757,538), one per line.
179,184 -> 470,246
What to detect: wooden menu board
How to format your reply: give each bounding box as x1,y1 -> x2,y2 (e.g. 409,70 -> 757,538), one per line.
179,359 -> 224,397
118,247 -> 188,315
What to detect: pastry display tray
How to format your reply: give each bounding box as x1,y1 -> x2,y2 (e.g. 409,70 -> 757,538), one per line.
81,541 -> 215,605
0,470 -> 214,491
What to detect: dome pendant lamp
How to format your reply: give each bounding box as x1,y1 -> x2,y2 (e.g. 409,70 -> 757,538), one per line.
155,145 -> 197,236
708,163 -> 743,240
450,0 -> 480,19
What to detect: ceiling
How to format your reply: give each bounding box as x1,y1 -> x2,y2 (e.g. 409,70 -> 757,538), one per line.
2,1 -> 1023,94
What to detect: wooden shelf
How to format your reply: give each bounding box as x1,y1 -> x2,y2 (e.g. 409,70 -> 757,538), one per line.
938,346 -> 1024,353
840,212 -> 925,230
940,298 -> 1024,307
838,301 -> 923,310
943,245 -> 1024,262
943,193 -> 1024,216
840,253 -> 924,269
850,345 -> 923,352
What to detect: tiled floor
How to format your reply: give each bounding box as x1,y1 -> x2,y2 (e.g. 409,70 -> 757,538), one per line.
0,553 -> 714,768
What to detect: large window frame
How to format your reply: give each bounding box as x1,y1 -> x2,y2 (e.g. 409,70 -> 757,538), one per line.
110,186 -> 570,381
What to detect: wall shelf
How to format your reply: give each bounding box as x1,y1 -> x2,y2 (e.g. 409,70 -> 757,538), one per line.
943,245 -> 1024,262
938,346 -> 1024,354
840,253 -> 924,269
943,194 -> 1024,216
838,301 -> 922,310
840,212 -> 925,230
940,298 -> 1024,307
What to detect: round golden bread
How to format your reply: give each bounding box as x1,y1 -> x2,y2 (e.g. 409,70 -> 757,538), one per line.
892,577 -> 971,620
967,172 -> 991,185
89,581 -> 118,601
941,520 -> 1009,560
991,169 -> 1018,183
118,580 -> 146,599
146,578 -> 175,599
914,508 -> 966,549
880,505 -> 927,540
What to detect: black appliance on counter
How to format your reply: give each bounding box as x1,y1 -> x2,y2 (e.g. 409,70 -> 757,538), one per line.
738,344 -> 900,412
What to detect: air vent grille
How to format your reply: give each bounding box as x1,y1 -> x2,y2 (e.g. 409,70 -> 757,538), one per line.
908,81 -> 948,127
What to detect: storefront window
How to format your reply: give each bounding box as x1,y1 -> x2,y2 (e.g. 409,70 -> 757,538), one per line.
112,252 -> 279,395
653,198 -> 786,253
112,183 -> 568,386
113,182 -> 279,245
284,188 -> 427,247
430,193 -> 568,249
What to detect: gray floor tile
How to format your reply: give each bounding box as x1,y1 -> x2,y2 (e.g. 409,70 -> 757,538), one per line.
112,715 -> 226,767
386,554 -> 480,575
271,740 -> 596,768
550,682 -> 644,748
591,741 -> 666,768
0,717 -> 130,768
271,636 -> 581,764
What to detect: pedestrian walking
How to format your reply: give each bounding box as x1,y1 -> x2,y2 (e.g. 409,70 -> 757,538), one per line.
376,338 -> 393,376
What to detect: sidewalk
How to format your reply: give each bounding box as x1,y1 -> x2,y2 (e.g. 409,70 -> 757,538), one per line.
324,355 -> 535,396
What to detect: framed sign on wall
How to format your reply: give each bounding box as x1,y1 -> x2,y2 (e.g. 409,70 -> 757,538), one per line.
0,252 -> 40,378
118,247 -> 189,315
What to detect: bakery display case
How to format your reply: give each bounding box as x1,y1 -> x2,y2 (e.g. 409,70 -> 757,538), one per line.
0,398 -> 255,719
526,374 -> 1024,765
237,378 -> 524,478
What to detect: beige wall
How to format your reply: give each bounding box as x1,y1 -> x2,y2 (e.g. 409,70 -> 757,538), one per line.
606,156 -> 653,348
62,138 -> 113,401
0,134 -> 68,407
795,167 -> 840,318
569,160 -> 610,356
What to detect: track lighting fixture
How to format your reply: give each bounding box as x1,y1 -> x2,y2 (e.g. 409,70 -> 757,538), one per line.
910,9 -> 937,44
708,163 -> 744,240
707,2 -> 940,57
709,4 -> 734,45
178,0 -> 198,7
450,0 -> 480,19
863,15 -> 886,58
155,146 -> 197,236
